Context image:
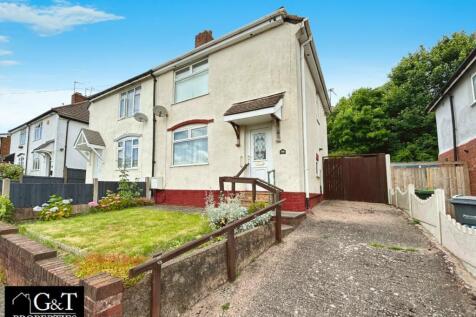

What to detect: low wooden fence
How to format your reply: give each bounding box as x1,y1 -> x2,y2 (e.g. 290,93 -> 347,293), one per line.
391,185 -> 476,276
129,199 -> 284,317
391,161 -> 470,216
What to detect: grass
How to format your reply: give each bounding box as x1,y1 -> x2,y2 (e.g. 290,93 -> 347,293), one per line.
411,218 -> 421,225
19,208 -> 212,285
369,242 -> 417,253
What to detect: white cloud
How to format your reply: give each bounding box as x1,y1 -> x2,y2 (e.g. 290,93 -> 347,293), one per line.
0,88 -> 72,132
0,49 -> 12,56
0,35 -> 8,42
0,2 -> 123,36
0,60 -> 18,66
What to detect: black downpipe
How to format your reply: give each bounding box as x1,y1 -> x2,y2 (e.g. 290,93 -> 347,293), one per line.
449,96 -> 458,161
151,71 -> 157,177
63,119 -> 70,181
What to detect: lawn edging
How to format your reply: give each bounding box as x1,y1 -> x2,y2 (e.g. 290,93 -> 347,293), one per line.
0,221 -> 124,317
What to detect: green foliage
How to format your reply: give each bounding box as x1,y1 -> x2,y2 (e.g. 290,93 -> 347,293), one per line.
247,201 -> 268,214
37,195 -> 72,221
328,32 -> 476,161
0,195 -> 14,223
118,169 -> 141,199
90,191 -> 154,212
0,163 -> 23,181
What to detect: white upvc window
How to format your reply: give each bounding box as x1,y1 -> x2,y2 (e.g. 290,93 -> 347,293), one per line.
174,59 -> 208,103
117,137 -> 139,169
173,126 -> 208,166
471,73 -> 476,103
119,86 -> 141,119
32,153 -> 40,170
34,122 -> 42,141
18,155 -> 25,168
19,129 -> 26,145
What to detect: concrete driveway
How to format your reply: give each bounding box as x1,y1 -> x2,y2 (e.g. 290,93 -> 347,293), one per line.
185,200 -> 476,317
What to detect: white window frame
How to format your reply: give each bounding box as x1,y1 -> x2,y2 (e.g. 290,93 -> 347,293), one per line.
471,72 -> 476,103
34,122 -> 42,141
174,59 -> 209,103
172,125 -> 208,166
32,153 -> 40,171
117,137 -> 139,169
119,86 -> 141,119
19,129 -> 26,145
18,155 -> 25,168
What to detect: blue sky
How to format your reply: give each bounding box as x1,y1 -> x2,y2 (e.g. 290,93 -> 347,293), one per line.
0,0 -> 475,131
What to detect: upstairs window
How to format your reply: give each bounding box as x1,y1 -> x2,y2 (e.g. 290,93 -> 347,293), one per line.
34,122 -> 42,141
472,73 -> 476,103
19,129 -> 26,145
117,137 -> 139,169
173,126 -> 208,166
175,60 -> 208,103
119,86 -> 141,119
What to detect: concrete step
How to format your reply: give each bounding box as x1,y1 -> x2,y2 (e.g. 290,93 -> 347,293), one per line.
282,224 -> 294,237
271,211 -> 307,227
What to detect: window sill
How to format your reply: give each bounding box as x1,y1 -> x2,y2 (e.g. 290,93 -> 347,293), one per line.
170,162 -> 209,168
172,93 -> 209,106
116,167 -> 139,171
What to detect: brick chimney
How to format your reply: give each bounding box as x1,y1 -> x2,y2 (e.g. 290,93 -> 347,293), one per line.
71,92 -> 87,104
195,30 -> 213,48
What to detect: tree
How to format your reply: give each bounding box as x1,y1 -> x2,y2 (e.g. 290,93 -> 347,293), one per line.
328,32 -> 476,161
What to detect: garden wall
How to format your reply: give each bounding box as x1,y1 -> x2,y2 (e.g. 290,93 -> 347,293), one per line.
0,222 -> 125,317
123,223 -> 279,317
391,185 -> 476,276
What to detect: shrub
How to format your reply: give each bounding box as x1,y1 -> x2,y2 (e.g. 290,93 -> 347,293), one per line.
90,191 -> 153,212
0,195 -> 14,223
247,201 -> 268,214
0,163 -> 23,181
36,195 -> 72,221
205,193 -> 272,233
118,169 -> 141,199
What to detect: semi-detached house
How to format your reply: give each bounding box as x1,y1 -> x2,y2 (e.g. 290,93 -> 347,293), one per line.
75,8 -> 331,211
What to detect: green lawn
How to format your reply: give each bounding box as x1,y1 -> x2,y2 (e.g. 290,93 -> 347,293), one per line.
20,208 -> 211,257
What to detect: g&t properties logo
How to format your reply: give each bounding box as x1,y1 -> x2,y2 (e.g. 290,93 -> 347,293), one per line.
5,286 -> 84,317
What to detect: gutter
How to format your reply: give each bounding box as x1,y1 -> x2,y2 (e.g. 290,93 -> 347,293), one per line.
63,119 -> 70,181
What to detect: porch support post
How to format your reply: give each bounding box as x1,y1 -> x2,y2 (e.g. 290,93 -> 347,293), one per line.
272,115 -> 281,143
230,122 -> 241,147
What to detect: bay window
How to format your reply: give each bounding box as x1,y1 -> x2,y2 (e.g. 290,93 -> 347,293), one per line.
119,86 -> 141,119
117,137 -> 139,169
174,60 -> 208,103
173,126 -> 208,165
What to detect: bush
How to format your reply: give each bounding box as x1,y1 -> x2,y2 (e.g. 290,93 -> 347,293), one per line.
36,195 -> 73,221
205,194 -> 272,233
118,169 -> 141,199
90,191 -> 154,212
0,163 -> 23,181
0,195 -> 14,223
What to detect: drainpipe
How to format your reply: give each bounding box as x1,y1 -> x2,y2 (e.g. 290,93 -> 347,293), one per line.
300,36 -> 312,209
150,71 -> 158,177
24,124 -> 31,175
63,119 -> 70,181
449,95 -> 458,161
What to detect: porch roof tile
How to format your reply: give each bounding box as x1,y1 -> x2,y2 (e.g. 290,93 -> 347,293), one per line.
224,92 -> 285,116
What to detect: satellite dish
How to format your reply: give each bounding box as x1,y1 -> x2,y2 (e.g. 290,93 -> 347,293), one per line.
153,105 -> 168,117
133,112 -> 148,123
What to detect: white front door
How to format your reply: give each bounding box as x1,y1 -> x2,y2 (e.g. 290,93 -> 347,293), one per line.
249,128 -> 273,182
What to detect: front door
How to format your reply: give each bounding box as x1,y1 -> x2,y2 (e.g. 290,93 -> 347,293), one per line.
249,128 -> 273,182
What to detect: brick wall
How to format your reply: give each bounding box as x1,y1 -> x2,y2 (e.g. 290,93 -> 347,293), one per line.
439,137 -> 476,195
155,189 -> 323,211
0,135 -> 10,159
0,222 -> 124,316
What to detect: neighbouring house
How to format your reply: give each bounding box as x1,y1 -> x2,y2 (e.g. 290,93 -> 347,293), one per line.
8,93 -> 89,179
76,8 -> 330,211
0,133 -> 10,162
427,47 -> 476,195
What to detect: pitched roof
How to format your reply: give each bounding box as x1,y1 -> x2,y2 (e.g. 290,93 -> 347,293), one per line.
224,92 -> 285,116
9,100 -> 89,132
427,47 -> 476,112
33,139 -> 54,151
81,129 -> 105,147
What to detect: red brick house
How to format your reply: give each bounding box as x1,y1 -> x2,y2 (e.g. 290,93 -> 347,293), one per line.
0,133 -> 10,162
427,47 -> 476,195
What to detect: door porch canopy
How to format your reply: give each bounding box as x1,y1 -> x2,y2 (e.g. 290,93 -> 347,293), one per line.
224,92 -> 284,146
74,128 -> 106,161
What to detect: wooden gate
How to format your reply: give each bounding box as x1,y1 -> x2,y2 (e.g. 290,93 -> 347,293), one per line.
323,154 -> 388,203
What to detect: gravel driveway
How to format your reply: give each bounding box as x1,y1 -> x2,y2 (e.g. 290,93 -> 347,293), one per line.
185,200 -> 476,317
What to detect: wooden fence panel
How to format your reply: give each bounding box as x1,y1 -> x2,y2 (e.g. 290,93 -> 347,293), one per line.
391,162 -> 470,216
97,181 -> 146,200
